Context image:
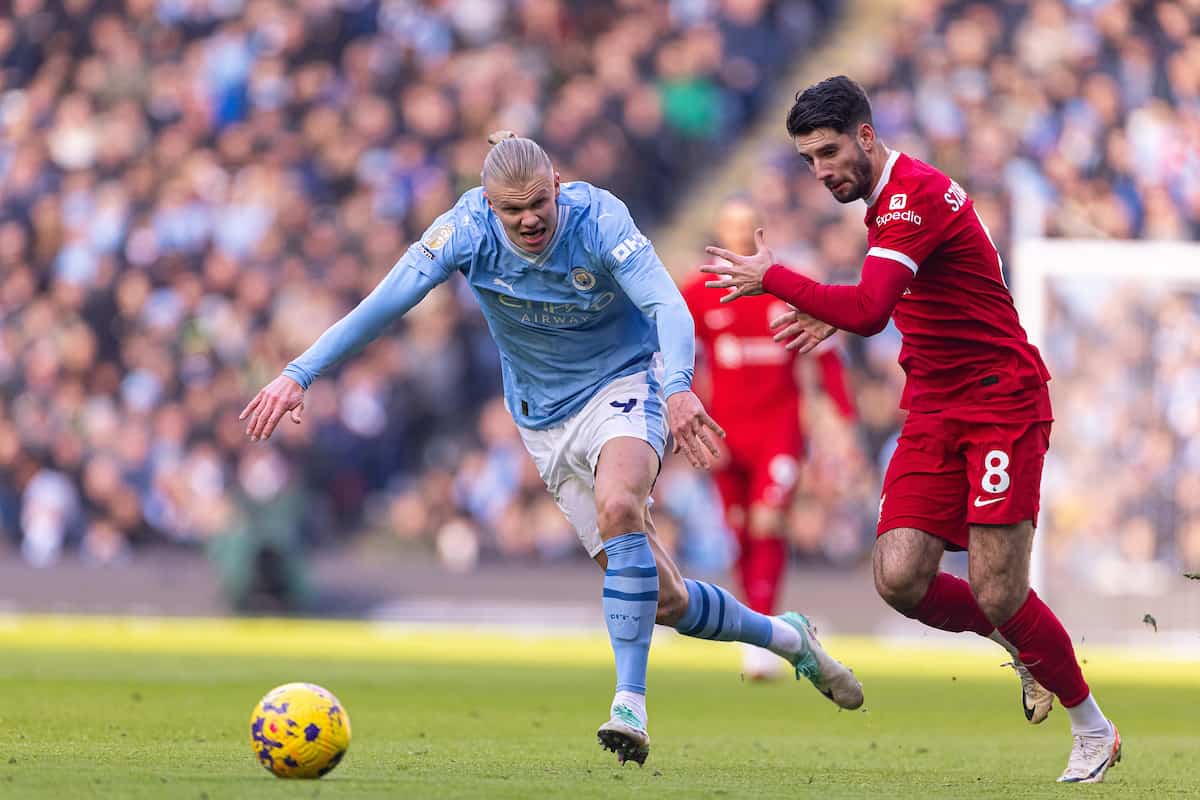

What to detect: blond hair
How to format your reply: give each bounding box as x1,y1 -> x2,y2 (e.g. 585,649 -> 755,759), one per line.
481,130 -> 554,187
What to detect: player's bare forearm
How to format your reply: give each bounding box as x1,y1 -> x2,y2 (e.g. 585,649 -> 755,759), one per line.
665,390 -> 725,471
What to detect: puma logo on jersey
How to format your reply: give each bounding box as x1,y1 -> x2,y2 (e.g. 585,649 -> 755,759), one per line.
493,277 -> 516,293
876,209 -> 922,226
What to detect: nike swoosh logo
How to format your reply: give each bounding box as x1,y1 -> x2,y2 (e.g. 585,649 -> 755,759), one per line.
974,496 -> 1007,507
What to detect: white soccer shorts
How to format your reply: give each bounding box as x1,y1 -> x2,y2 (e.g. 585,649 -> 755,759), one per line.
518,368 -> 668,557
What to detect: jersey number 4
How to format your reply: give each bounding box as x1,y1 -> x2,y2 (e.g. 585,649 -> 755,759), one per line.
610,399 -> 638,414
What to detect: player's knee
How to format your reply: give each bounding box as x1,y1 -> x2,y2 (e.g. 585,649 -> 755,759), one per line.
595,491 -> 645,538
873,561 -> 929,613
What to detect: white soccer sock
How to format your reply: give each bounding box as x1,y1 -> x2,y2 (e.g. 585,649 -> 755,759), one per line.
766,616 -> 803,659
987,629 -> 1020,658
1065,693 -> 1110,738
612,690 -> 647,726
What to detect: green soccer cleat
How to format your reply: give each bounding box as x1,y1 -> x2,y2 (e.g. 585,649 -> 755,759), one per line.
596,704 -> 650,766
779,612 -> 864,710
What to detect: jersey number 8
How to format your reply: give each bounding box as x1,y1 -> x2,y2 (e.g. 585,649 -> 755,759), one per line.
981,449 -> 1011,494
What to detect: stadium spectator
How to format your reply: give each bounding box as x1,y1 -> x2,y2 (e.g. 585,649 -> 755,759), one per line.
0,0 -> 828,571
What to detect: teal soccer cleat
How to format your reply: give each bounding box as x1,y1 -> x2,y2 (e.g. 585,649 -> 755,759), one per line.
597,703 -> 650,766
779,612 -> 864,710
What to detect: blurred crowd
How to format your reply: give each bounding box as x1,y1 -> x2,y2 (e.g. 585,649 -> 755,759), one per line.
2,0 -> 1197,590
748,0 -> 1199,581
0,0 -> 832,574
1041,282 -> 1200,592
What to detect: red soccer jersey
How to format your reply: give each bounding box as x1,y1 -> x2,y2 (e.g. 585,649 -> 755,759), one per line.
682,273 -> 854,450
862,151 -> 1050,414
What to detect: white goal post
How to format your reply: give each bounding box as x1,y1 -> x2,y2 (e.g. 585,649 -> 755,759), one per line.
1014,237 -> 1200,594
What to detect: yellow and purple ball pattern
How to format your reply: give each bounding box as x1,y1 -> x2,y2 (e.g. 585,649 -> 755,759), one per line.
249,682 -> 351,778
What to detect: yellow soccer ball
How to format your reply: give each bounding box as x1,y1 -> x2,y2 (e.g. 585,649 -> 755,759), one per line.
249,682 -> 351,778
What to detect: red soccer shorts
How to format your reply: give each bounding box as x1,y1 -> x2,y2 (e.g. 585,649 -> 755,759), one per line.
876,411 -> 1051,551
714,424 -> 804,520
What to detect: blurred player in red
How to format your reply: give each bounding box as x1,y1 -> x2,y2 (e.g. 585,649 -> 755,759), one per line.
681,197 -> 856,680
704,76 -> 1119,784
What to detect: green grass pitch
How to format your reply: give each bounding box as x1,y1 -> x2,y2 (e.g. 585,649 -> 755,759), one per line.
0,616 -> 1195,799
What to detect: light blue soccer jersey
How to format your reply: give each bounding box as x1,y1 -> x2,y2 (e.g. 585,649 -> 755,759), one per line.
283,182 -> 694,430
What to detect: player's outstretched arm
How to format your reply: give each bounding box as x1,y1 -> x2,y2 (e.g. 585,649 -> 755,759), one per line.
242,228 -> 457,442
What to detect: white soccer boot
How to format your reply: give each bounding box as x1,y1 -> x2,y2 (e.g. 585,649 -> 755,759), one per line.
779,612 -> 864,709
1057,720 -> 1121,783
1005,660 -> 1054,724
741,642 -> 783,681
596,703 -> 650,766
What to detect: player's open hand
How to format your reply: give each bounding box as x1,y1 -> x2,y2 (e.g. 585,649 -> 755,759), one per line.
240,374 -> 305,442
701,228 -> 774,304
770,308 -> 837,354
666,390 -> 726,470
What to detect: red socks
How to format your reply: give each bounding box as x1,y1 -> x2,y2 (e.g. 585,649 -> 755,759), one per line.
907,572 -> 995,637
997,589 -> 1090,708
740,536 -> 787,614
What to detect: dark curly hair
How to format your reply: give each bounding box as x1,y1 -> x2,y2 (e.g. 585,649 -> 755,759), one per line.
786,75 -> 873,137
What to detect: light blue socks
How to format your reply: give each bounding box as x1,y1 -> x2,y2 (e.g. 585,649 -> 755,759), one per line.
602,533 -> 659,695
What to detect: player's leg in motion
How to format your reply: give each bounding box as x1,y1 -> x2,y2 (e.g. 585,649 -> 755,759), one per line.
592,438 -> 863,767
970,524 -> 1120,783
591,436 -> 660,767
873,528 -> 1054,723
648,463 -> 861,709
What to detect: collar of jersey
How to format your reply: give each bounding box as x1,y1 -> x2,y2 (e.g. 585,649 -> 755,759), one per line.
491,204 -> 571,266
865,148 -> 902,208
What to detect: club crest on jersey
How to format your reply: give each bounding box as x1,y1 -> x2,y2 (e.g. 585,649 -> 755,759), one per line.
423,223 -> 454,249
888,193 -> 907,210
570,267 -> 597,291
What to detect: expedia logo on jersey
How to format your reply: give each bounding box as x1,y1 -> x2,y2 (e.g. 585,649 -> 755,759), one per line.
610,232 -> 651,263
570,267 -> 597,291
876,209 -> 922,226
889,193 -> 907,210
